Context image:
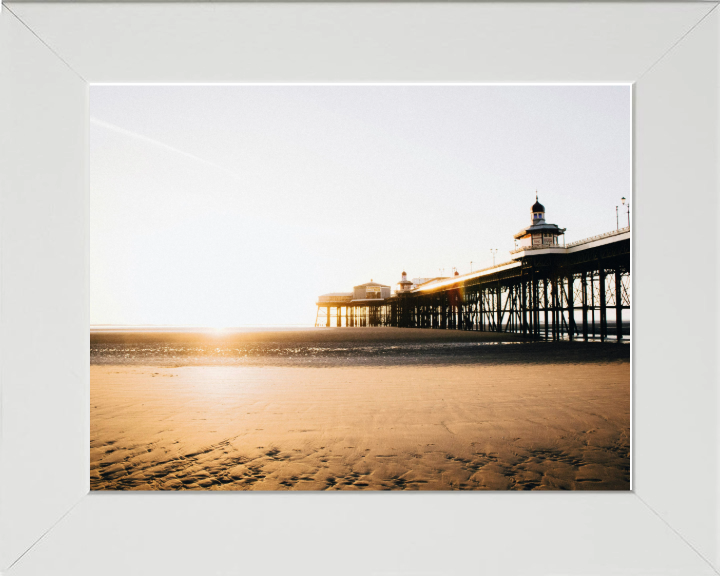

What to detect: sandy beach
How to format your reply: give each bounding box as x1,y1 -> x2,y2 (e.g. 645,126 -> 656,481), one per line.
91,329 -> 630,491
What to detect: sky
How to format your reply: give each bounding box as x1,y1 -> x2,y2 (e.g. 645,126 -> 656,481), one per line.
90,85 -> 631,327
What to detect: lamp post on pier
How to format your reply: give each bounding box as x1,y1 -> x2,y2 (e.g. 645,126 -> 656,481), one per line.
490,248 -> 498,266
616,205 -> 619,230
621,196 -> 630,228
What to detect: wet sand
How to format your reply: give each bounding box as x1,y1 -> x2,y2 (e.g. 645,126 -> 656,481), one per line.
91,330 -> 630,491
91,327 -> 629,366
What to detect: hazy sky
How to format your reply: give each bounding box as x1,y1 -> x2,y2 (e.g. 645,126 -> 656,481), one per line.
90,85 -> 630,327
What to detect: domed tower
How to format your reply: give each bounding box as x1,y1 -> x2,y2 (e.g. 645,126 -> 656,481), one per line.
513,193 -> 566,250
396,271 -> 414,293
531,194 -> 546,223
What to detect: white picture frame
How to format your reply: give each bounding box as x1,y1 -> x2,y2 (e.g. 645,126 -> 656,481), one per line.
1,2 -> 718,574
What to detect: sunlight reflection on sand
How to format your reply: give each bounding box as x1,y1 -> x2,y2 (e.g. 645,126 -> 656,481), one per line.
91,329 -> 630,491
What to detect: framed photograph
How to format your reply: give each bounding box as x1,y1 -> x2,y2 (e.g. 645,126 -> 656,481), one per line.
1,2 -> 718,575
89,83 -> 632,495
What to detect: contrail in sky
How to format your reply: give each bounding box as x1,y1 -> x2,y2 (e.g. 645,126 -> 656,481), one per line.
90,117 -> 242,182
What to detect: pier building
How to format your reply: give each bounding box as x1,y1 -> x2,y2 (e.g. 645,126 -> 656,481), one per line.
396,272 -> 414,293
353,281 -> 391,301
514,194 -> 566,248
315,195 -> 630,341
315,281 -> 391,327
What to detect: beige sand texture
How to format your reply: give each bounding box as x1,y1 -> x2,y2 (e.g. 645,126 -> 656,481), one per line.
91,361 -> 630,491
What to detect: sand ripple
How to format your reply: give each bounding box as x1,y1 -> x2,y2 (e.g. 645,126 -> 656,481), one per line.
91,360 -> 630,491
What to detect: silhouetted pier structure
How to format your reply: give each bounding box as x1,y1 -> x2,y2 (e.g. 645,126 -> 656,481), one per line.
316,197 -> 630,342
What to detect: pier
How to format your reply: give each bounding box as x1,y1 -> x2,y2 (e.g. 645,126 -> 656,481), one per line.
316,197 -> 630,342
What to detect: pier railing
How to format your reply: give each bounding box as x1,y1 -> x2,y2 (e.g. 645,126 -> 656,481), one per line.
566,226 -> 630,248
317,295 -> 353,303
509,244 -> 564,255
509,226 -> 630,255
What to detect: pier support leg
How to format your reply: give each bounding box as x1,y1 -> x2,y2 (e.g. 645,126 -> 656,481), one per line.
550,277 -> 560,340
615,269 -> 623,341
475,290 -> 480,331
520,281 -> 528,336
591,272 -> 596,339
532,278 -> 538,338
544,280 -> 549,340
567,274 -> 574,341
479,290 -> 485,331
326,306 -> 331,328
582,271 -> 588,341
599,266 -> 607,342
